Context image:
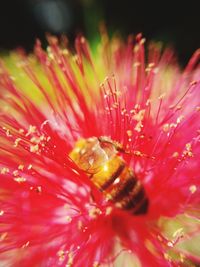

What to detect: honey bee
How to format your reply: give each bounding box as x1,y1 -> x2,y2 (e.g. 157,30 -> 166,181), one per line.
69,136 -> 148,215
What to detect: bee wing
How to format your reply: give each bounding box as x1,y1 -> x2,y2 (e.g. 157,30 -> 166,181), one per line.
78,146 -> 108,174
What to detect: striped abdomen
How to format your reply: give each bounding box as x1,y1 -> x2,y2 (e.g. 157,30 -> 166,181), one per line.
90,156 -> 149,215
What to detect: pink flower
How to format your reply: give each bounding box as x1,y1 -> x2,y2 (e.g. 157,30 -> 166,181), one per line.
0,33 -> 200,266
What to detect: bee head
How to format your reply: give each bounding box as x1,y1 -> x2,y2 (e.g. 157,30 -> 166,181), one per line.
69,136 -> 118,174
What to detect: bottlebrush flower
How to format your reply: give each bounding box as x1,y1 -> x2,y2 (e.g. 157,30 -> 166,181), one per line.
0,32 -> 200,267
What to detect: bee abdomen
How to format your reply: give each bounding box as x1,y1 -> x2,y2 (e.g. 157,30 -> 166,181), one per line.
107,167 -> 149,215
101,163 -> 125,190
109,170 -> 137,201
134,198 -> 149,215
122,186 -> 149,214
90,156 -> 125,191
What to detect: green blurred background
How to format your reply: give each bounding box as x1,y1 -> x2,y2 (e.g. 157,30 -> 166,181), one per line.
0,0 -> 199,65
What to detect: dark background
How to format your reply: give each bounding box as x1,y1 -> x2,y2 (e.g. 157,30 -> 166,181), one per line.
0,0 -> 199,65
